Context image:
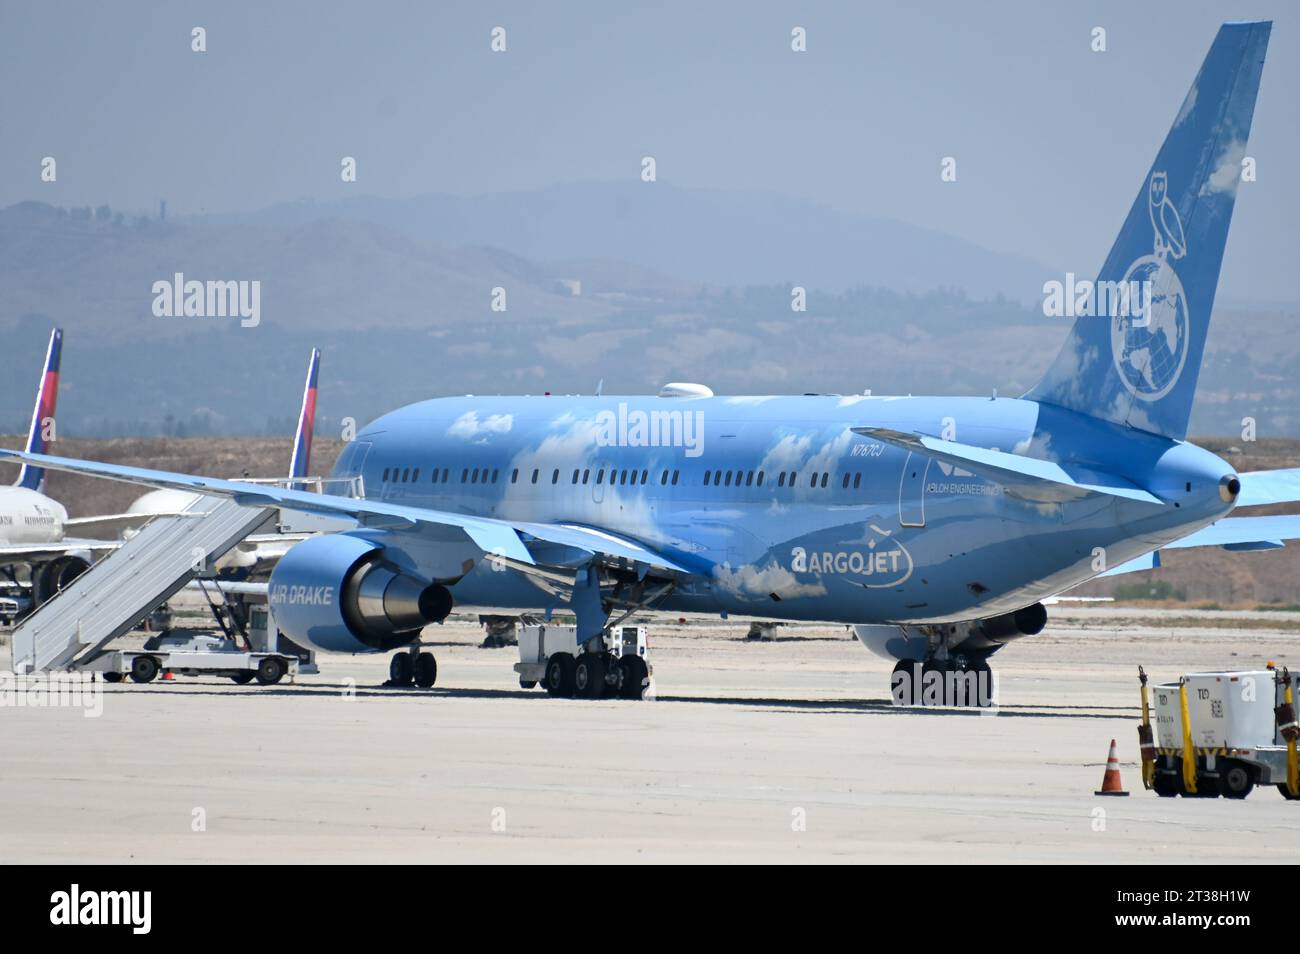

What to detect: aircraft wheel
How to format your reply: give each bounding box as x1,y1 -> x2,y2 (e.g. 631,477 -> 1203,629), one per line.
618,655 -> 648,699
921,659 -> 948,705
545,653 -> 575,697
574,653 -> 606,699
413,652 -> 437,688
969,659 -> 995,707
890,660 -> 919,705
389,652 -> 414,687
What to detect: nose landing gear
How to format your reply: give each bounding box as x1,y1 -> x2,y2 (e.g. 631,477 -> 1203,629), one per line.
387,644 -> 438,688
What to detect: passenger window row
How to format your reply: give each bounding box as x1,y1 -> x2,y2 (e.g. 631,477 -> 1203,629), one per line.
381,466 -> 423,483
379,465 -> 684,488
704,470 -> 860,490
562,467 -> 682,486
381,464 -> 864,492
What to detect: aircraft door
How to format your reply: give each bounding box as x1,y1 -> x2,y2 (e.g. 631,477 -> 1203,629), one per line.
898,452 -> 929,527
338,440 -> 372,497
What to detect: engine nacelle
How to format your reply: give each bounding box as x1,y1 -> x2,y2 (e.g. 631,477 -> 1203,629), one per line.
957,603 -> 1048,653
852,602 -> 1047,661
33,555 -> 90,605
268,533 -> 452,653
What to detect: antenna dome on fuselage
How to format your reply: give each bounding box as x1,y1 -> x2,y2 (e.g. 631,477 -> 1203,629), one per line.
658,383 -> 713,398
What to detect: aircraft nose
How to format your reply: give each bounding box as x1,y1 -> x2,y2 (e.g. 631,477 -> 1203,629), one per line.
1219,474 -> 1241,504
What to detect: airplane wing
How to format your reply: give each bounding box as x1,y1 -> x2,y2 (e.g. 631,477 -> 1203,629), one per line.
852,427 -> 1162,504
0,449 -> 695,578
235,531 -> 315,549
224,531 -> 316,575
0,537 -> 120,567
1236,468 -> 1300,507
63,511 -> 175,538
1100,514 -> 1300,576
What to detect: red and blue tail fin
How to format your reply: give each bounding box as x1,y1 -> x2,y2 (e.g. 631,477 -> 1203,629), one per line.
16,328 -> 62,492
289,349 -> 320,480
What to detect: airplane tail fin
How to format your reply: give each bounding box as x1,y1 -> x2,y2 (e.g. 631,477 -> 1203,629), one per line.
288,349 -> 320,480
1026,21 -> 1270,441
16,328 -> 63,492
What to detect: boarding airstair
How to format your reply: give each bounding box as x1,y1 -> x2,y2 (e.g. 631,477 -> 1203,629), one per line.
10,495 -> 274,673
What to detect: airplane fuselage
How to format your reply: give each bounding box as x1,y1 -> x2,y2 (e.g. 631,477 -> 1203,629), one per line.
0,487 -> 67,547
330,393 -> 1236,626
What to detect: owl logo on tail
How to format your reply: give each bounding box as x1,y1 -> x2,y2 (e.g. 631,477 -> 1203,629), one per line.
1148,172 -> 1187,261
1109,171 -> 1192,402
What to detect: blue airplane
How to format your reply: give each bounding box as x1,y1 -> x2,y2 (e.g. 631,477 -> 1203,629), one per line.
6,21 -> 1300,704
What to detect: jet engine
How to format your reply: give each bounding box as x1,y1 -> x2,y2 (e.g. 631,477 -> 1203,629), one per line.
957,603 -> 1048,653
268,533 -> 453,653
853,602 -> 1047,660
33,555 -> 90,605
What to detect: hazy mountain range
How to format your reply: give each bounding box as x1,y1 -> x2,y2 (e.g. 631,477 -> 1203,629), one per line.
1,186 -> 1298,441
190,181 -> 1056,300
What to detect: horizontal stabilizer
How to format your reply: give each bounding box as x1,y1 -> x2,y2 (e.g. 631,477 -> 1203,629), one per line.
1098,514 -> 1300,577
852,427 -> 1162,504
1236,468 -> 1300,507
1100,552 -> 1160,577
1165,514 -> 1300,550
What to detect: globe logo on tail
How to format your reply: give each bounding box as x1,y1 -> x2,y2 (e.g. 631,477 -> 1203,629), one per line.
1110,171 -> 1190,402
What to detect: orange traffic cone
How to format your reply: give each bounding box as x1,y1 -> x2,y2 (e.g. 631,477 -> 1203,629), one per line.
1095,739 -> 1129,796
161,671 -> 175,682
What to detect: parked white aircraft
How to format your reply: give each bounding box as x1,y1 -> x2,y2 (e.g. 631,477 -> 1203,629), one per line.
123,349 -> 322,537
0,335 -> 325,619
0,330 -> 132,615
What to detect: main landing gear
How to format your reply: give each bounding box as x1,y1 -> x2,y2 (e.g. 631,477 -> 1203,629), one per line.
544,649 -> 649,700
891,657 -> 995,708
386,644 -> 438,689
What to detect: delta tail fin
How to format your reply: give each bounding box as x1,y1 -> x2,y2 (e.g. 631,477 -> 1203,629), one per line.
288,348 -> 320,480
1026,21 -> 1270,440
15,328 -> 63,492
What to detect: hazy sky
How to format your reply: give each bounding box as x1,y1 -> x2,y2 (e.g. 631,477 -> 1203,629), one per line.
3,0 -> 1297,301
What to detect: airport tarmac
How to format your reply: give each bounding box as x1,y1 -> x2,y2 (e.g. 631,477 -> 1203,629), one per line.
1,607 -> 1298,863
